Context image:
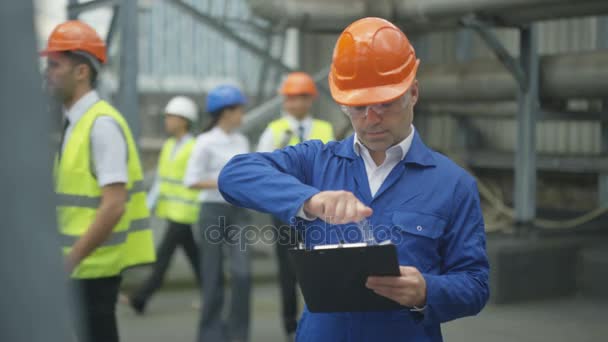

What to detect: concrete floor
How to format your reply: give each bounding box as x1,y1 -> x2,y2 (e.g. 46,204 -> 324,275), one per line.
118,285 -> 608,342
119,218 -> 608,341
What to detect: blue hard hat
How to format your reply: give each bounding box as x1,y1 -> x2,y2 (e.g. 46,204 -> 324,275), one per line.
205,85 -> 247,115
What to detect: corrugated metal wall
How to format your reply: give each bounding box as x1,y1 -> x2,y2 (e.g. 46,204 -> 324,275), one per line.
133,0 -> 295,138
137,0 -> 279,94
417,17 -> 605,156
299,17 -> 607,156
131,0 -> 607,156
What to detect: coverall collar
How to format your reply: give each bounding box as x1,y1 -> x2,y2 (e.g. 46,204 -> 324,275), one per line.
334,131 -> 436,167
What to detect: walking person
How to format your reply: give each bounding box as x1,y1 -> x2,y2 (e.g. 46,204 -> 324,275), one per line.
41,20 -> 156,342
126,96 -> 202,314
257,71 -> 334,341
185,85 -> 252,342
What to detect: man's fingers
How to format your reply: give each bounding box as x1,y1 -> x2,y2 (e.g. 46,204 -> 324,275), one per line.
344,200 -> 357,223
399,266 -> 419,276
356,201 -> 373,218
333,197 -> 368,224
369,287 -> 412,304
369,285 -> 412,297
304,191 -> 372,224
370,287 -> 398,299
303,195 -> 324,217
322,200 -> 337,222
372,287 -> 419,305
334,199 -> 347,223
367,281 -> 420,307
367,274 -> 422,289
366,276 -> 403,288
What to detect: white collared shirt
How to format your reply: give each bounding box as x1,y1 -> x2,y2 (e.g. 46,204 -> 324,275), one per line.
184,126 -> 250,203
354,125 -> 415,197
147,133 -> 194,209
257,113 -> 314,152
61,90 -> 128,187
296,125 -> 416,220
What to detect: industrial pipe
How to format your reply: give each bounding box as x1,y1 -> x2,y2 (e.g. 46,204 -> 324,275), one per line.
248,0 -> 608,33
418,50 -> 608,102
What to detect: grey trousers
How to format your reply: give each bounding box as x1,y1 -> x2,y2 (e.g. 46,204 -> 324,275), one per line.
197,202 -> 251,342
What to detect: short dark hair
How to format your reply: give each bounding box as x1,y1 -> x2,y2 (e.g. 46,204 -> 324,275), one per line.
63,51 -> 99,87
202,105 -> 241,132
211,104 -> 240,118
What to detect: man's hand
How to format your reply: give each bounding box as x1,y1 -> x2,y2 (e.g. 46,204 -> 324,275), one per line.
303,191 -> 372,224
64,255 -> 78,275
366,266 -> 427,308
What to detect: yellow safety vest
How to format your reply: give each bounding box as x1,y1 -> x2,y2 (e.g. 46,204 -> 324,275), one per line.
55,100 -> 156,279
268,117 -> 334,148
155,138 -> 200,224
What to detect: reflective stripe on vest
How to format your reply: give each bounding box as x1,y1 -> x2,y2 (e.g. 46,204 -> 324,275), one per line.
157,195 -> 199,207
55,100 -> 156,279
155,138 -> 200,224
159,177 -> 183,185
268,118 -> 334,148
56,180 -> 145,208
59,217 -> 150,247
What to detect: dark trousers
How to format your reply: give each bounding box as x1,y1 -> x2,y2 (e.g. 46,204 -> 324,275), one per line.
198,202 -> 251,342
72,276 -> 122,342
273,217 -> 302,335
132,220 -> 201,305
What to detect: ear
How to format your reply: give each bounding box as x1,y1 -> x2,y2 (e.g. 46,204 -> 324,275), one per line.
409,80 -> 419,107
74,63 -> 90,83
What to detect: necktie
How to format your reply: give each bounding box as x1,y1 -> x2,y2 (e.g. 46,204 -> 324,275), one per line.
58,118 -> 70,160
298,124 -> 305,143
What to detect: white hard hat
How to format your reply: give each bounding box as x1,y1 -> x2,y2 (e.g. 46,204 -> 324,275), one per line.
164,96 -> 198,122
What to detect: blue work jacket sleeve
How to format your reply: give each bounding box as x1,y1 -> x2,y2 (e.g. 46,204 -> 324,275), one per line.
422,177 -> 490,324
218,140 -> 322,223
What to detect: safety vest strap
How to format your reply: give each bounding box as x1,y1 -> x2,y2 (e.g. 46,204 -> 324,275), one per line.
269,117 -> 334,148
159,176 -> 183,185
59,217 -> 150,247
157,194 -> 199,205
56,180 -> 146,208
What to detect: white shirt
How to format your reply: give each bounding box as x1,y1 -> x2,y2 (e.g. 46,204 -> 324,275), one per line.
184,126 -> 250,203
296,125 -> 415,220
147,133 -> 194,209
354,125 -> 415,197
257,113 -> 314,152
61,90 -> 128,187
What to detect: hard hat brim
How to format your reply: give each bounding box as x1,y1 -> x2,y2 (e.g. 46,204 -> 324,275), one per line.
39,48 -> 64,57
164,112 -> 197,122
278,89 -> 319,97
329,59 -> 420,106
39,48 -> 103,73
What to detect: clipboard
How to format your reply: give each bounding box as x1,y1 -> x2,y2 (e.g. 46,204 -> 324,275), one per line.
288,243 -> 402,313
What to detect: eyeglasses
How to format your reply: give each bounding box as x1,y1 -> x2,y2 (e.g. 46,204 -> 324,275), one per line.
340,94 -> 409,119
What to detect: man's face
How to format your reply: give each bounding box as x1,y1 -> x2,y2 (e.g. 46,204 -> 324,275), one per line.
44,53 -> 79,102
348,82 -> 418,152
224,106 -> 244,128
164,114 -> 189,135
283,95 -> 314,120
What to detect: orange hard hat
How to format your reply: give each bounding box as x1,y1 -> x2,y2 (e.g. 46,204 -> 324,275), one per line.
39,20 -> 107,64
279,72 -> 318,96
328,17 -> 420,106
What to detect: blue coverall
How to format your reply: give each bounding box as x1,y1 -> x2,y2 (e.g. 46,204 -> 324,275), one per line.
218,132 -> 490,342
